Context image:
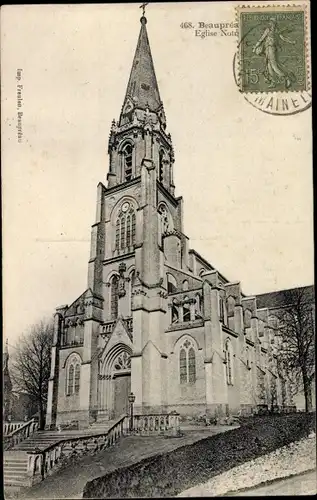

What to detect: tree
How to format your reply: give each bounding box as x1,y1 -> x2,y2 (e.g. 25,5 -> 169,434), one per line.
3,340 -> 13,420
276,287 -> 315,413
11,319 -> 54,429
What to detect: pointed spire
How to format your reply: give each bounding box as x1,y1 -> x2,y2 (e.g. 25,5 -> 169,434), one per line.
120,14 -> 162,122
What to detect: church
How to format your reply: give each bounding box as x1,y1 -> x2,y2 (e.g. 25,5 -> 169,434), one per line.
45,13 -> 294,430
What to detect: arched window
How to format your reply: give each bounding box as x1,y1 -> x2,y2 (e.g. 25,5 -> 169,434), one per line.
269,315 -> 279,329
74,364 -> 81,394
115,202 -> 136,252
227,296 -> 235,316
188,348 -> 196,383
199,268 -> 205,277
195,293 -> 202,319
158,204 -> 171,237
183,297 -> 191,322
123,143 -> 133,181
159,150 -> 164,183
246,346 -> 251,369
111,275 -> 119,319
167,273 -> 177,294
67,365 -> 74,396
172,299 -> 179,324
114,352 -> 131,371
129,270 -> 135,315
182,280 -> 189,291
66,355 -> 81,396
219,296 -> 224,322
179,338 -> 196,384
180,349 -> 187,384
224,340 -> 234,385
244,309 -> 252,328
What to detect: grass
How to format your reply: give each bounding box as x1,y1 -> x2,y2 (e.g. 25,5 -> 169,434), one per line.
83,412 -> 315,498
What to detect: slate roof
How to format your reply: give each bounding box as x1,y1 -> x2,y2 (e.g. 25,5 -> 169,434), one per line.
120,16 -> 162,118
256,285 -> 314,310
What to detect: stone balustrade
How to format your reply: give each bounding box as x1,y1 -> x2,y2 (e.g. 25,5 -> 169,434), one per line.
131,412 -> 181,436
3,421 -> 25,435
25,412 -> 180,486
4,419 -> 39,450
101,318 -> 133,335
126,318 -> 133,332
61,339 -> 84,348
26,415 -> 129,486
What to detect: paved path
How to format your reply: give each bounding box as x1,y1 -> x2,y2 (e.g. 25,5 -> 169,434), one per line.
231,469 -> 316,496
10,426 -> 235,500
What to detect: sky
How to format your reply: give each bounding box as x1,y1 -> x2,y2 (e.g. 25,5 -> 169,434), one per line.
1,2 -> 313,348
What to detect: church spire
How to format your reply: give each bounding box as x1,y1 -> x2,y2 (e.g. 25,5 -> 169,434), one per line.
107,8 -> 174,194
119,12 -> 162,124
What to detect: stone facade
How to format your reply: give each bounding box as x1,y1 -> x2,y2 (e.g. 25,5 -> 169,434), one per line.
46,15 -> 295,430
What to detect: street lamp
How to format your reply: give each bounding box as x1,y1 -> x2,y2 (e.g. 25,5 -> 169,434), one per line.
128,392 -> 136,432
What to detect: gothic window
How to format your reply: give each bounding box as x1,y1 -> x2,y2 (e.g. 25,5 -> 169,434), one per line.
219,296 -> 224,323
111,275 -> 119,319
129,269 -> 135,315
66,355 -> 81,396
74,364 -> 81,394
183,297 -> 191,322
115,218 -> 120,249
179,339 -> 196,384
172,299 -> 179,324
67,365 -> 74,395
224,339 -> 234,385
182,280 -> 189,291
180,349 -> 187,384
123,143 -> 133,181
246,346 -> 251,369
159,150 -> 164,183
115,202 -> 136,252
269,315 -> 279,329
167,273 -> 177,294
158,204 -> 171,238
114,352 -> 131,371
227,296 -> 235,316
244,309 -> 252,329
195,293 -> 202,319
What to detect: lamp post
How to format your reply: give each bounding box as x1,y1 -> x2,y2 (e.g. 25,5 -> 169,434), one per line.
128,392 -> 136,433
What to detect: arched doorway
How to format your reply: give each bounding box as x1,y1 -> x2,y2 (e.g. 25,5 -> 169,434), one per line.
99,344 -> 132,419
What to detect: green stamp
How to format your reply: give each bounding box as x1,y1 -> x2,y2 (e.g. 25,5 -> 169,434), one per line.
238,6 -> 307,93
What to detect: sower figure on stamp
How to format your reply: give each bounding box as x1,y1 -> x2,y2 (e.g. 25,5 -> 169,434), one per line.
252,18 -> 296,89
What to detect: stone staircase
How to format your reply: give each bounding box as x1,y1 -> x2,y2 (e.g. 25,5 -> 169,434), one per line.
3,420 -> 116,488
4,451 -> 29,487
3,414 -> 179,490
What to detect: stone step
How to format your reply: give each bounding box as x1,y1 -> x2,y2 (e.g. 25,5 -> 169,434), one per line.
4,478 -> 28,487
3,452 -> 29,487
3,458 -> 27,464
11,424 -> 119,452
3,463 -> 27,471
4,476 -> 28,484
4,471 -> 27,479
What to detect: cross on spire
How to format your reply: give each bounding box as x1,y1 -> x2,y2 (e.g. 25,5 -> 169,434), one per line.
139,2 -> 148,17
120,2 -> 161,120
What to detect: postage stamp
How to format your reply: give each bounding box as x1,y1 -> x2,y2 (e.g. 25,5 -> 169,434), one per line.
234,4 -> 311,115
238,6 -> 307,93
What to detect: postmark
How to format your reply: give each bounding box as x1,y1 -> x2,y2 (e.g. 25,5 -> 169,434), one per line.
234,4 -> 311,115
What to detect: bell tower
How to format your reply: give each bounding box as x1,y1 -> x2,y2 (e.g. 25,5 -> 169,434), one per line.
107,14 -> 175,195
86,8 -> 186,417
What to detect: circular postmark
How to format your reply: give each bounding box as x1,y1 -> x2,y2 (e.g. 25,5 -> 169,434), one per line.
233,6 -> 311,116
